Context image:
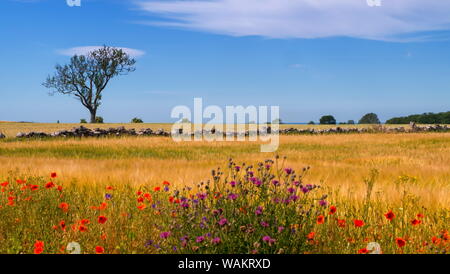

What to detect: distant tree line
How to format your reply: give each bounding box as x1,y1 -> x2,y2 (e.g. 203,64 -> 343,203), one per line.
386,111 -> 450,124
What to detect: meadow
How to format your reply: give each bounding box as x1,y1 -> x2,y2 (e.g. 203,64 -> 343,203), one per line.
0,123 -> 449,254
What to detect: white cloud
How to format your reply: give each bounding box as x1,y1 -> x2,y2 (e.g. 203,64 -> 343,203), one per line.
135,0 -> 450,41
57,46 -> 146,58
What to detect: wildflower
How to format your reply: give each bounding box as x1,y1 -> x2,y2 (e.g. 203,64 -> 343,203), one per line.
98,216 -> 107,224
319,200 -> 328,207
153,187 -> 161,192
196,236 -> 205,243
218,218 -> 228,226
329,206 -> 337,215
30,185 -> 39,191
384,210 -> 395,221
260,221 -> 269,228
284,168 -> 293,175
212,237 -> 221,244
34,241 -> 44,254
278,226 -> 284,233
137,203 -> 146,210
104,193 -> 112,200
396,238 -> 406,248
60,220 -> 66,231
45,182 -> 55,189
272,180 -> 280,186
307,232 -> 315,241
411,219 -> 422,226
417,213 -> 424,219
81,219 -> 90,225
51,172 -> 57,178
353,219 -> 364,228
163,181 -> 170,186
317,215 -> 325,225
106,186 -> 114,190
78,225 -> 88,232
95,246 -> 104,254
1,181 -> 9,187
358,248 -> 369,254
160,232 -> 171,239
255,206 -> 263,216
337,219 -> 346,227
287,187 -> 295,194
254,180 -> 262,187
229,181 -> 236,187
235,166 -> 241,172
227,193 -> 238,200
59,202 -> 69,212
301,187 -> 309,194
262,236 -> 275,245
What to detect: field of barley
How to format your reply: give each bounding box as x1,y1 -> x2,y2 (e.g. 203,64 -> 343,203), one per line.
0,122 -> 449,254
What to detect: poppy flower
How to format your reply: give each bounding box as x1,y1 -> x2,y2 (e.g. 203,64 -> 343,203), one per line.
34,240 -> 44,254
337,219 -> 346,227
1,181 -> 8,187
317,215 -> 325,224
51,172 -> 57,178
59,202 -> 69,212
95,246 -> 104,254
329,206 -> 337,215
396,238 -> 406,248
411,219 -> 422,226
417,213 -> 424,219
384,210 -> 395,221
353,219 -> 364,227
153,187 -> 161,192
307,232 -> 315,240
98,216 -> 107,224
60,220 -> 66,231
45,182 -> 55,189
81,219 -> 90,225
358,248 -> 369,254
163,181 -> 170,186
106,186 -> 114,190
78,225 -> 88,232
137,203 -> 146,210
30,185 -> 39,191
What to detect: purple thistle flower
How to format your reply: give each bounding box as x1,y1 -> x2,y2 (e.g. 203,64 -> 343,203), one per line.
272,180 -> 280,186
301,187 -> 310,194
196,236 -> 205,243
229,181 -> 236,187
247,171 -> 254,177
293,181 -> 300,186
227,193 -> 238,200
284,168 -> 293,175
260,221 -> 269,228
218,218 -> 228,226
262,236 -> 275,244
255,206 -> 263,216
287,187 -> 295,194
319,200 -> 328,207
278,226 -> 285,233
212,237 -> 221,244
181,202 -> 190,208
254,180 -> 262,187
197,193 -> 207,200
290,195 -> 299,201
235,166 -> 241,172
160,231 -> 171,239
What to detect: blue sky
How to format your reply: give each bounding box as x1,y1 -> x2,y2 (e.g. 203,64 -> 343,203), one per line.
1,0 -> 449,123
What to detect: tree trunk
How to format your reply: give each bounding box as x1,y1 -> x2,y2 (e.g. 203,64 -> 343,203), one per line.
90,109 -> 97,123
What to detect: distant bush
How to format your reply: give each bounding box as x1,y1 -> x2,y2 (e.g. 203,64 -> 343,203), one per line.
308,121 -> 315,125
359,113 -> 380,124
95,116 -> 104,124
319,115 -> 336,125
131,117 -> 144,123
386,111 -> 450,124
80,119 -> 87,124
347,120 -> 355,125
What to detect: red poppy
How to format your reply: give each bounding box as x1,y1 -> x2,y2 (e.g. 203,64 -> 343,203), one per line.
95,246 -> 104,254
98,216 -> 107,224
30,185 -> 39,191
81,219 -> 90,225
329,206 -> 337,215
153,186 -> 161,192
106,186 -> 114,190
45,182 -> 55,189
1,181 -> 8,187
59,202 -> 69,212
34,240 -> 44,254
60,220 -> 66,231
57,185 -> 63,191
384,210 -> 395,221
137,203 -> 146,210
353,219 -> 364,227
137,196 -> 144,203
358,248 -> 369,254
144,193 -> 152,201
78,225 -> 88,232
307,231 -> 315,240
169,196 -> 175,203
51,172 -> 57,178
316,215 -> 325,224
396,237 -> 406,248
163,181 -> 170,186
417,213 -> 424,219
337,219 -> 346,227
411,219 -> 422,226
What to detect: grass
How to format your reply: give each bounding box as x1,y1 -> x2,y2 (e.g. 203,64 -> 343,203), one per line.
0,123 -> 449,254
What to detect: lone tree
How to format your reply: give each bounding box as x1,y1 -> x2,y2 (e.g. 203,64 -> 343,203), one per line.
319,115 -> 336,125
43,46 -> 136,123
359,113 -> 381,124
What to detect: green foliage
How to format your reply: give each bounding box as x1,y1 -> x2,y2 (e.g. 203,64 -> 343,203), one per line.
80,119 -> 87,124
131,117 -> 143,123
359,113 -> 381,124
319,115 -> 336,125
308,121 -> 315,125
347,120 -> 355,125
386,111 -> 450,124
94,117 -> 104,124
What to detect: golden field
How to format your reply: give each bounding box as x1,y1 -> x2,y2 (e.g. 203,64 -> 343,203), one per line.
0,123 -> 449,207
